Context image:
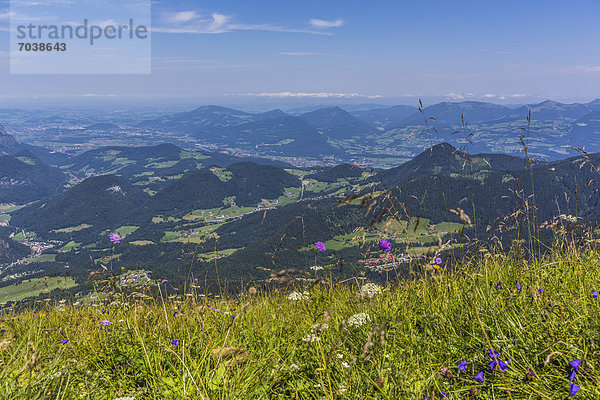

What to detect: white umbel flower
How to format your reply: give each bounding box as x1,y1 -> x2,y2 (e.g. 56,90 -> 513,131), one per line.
302,333 -> 321,343
347,312 -> 371,327
360,283 -> 382,298
287,291 -> 309,300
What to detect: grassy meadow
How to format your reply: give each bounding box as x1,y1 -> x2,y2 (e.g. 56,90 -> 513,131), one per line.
0,245 -> 599,399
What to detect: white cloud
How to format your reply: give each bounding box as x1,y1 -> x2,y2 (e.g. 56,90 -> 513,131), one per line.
2,11 -> 54,22
243,92 -> 382,99
155,12 -> 329,35
164,11 -> 201,23
155,12 -> 231,34
444,93 -> 476,100
571,65 -> 600,73
14,0 -> 73,5
309,18 -> 344,28
443,93 -> 529,101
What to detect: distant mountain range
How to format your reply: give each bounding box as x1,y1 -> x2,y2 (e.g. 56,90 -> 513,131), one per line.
350,105 -> 418,129
11,161 -> 301,232
12,141 -> 600,238
137,105 -> 385,156
129,162 -> 301,223
6,97 -> 600,204
299,106 -> 379,138
400,100 -> 600,127
0,141 -> 298,203
63,143 -> 289,178
376,142 -> 526,187
132,99 -> 600,162
5,140 -> 600,297
373,143 -> 600,227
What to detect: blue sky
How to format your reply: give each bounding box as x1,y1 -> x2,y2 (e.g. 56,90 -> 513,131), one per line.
0,0 -> 599,106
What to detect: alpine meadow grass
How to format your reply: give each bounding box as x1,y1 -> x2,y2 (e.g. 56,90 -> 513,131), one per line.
1,244 -> 600,399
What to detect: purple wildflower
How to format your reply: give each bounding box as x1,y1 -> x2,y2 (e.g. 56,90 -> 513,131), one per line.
172,339 -> 179,346
538,287 -> 543,293
458,360 -> 467,372
487,358 -> 509,371
314,241 -> 326,252
379,239 -> 392,252
516,283 -> 522,291
0,329 -> 5,334
100,319 -> 111,326
498,359 -> 510,372
161,279 -> 168,284
109,233 -> 121,244
435,257 -> 443,265
173,312 -> 179,317
440,392 -> 447,398
569,359 -> 581,371
489,349 -> 499,358
568,359 -> 581,380
570,382 -> 580,396
474,371 -> 484,383
592,290 -> 597,298
61,339 -> 68,344
194,278 -> 198,283
494,282 -> 502,289
207,305 -> 213,310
